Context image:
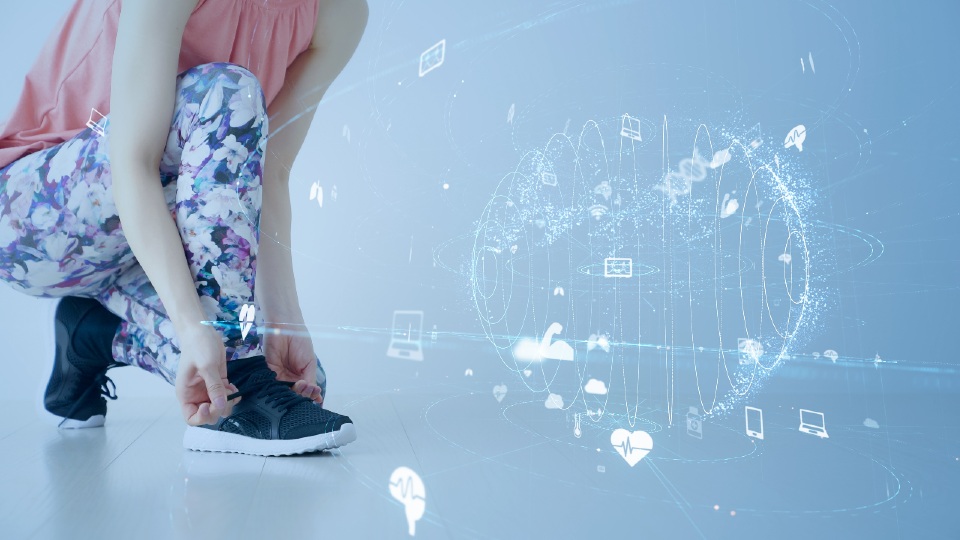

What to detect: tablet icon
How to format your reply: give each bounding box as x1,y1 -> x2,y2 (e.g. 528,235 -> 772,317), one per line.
745,406 -> 764,440
387,310 -> 424,361
539,322 -> 574,361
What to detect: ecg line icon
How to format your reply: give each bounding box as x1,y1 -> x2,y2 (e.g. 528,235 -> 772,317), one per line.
390,476 -> 425,501
610,429 -> 653,467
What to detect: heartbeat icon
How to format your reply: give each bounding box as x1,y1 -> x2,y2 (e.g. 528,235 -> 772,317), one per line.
610,429 -> 653,467
389,476 -> 426,502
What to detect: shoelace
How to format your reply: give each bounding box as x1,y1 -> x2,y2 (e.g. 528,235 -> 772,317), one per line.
57,361 -> 123,429
225,376 -> 311,414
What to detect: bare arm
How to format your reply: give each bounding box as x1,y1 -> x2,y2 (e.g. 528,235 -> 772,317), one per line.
257,0 -> 369,322
110,0 -> 233,424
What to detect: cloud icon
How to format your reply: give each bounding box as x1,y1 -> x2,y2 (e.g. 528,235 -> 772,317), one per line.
863,418 -> 879,429
584,378 -> 608,395
544,393 -> 564,409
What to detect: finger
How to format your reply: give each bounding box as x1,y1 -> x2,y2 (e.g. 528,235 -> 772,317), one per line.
199,366 -> 229,414
187,402 -> 218,426
181,402 -> 200,424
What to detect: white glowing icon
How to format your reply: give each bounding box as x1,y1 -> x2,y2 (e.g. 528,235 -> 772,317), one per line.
86,108 -> 107,136
603,257 -> 632,278
418,39 -> 445,77
389,467 -> 426,536
539,322 -> 574,361
784,124 -> 807,152
620,114 -> 642,141
544,393 -> 564,409
587,333 -> 611,353
238,303 -> 255,341
493,384 -> 507,402
584,378 -> 608,395
710,148 -> 732,169
610,429 -> 653,467
309,181 -> 323,207
507,103 -> 515,124
720,194 -> 739,219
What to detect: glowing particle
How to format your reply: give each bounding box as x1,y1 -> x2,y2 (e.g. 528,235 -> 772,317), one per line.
442,183 -> 450,190
713,505 -> 720,511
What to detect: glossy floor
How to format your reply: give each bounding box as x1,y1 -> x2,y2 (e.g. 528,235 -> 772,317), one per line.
2,360 -> 958,540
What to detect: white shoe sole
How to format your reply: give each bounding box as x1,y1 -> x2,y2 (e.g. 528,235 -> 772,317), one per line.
58,414 -> 106,429
183,422 -> 357,457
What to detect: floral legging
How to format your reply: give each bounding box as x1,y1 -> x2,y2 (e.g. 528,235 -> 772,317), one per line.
0,63 -> 325,393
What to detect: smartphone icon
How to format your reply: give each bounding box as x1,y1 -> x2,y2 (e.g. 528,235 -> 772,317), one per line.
745,406 -> 764,440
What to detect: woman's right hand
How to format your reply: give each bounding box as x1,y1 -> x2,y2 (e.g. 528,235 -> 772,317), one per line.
174,322 -> 239,425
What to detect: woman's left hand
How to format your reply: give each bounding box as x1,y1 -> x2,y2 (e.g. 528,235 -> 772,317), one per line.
263,324 -> 323,404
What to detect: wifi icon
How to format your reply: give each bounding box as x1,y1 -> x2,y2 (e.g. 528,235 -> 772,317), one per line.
588,204 -> 609,220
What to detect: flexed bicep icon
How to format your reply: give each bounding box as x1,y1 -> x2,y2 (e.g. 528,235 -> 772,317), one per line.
540,322 -> 574,361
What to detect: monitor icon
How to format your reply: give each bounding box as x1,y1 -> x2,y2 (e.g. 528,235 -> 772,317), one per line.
604,257 -> 633,278
798,409 -> 828,438
387,310 -> 424,361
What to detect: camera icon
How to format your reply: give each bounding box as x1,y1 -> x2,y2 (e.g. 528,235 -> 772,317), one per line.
686,406 -> 703,439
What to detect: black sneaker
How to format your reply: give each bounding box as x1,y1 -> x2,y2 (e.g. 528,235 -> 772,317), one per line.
182,356 -> 356,456
44,297 -> 124,429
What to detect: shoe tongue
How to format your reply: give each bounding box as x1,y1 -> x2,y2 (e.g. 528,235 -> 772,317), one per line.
227,356 -> 278,390
245,367 -> 278,387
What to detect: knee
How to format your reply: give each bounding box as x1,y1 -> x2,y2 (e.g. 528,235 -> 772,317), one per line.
186,62 -> 264,98
183,63 -> 268,132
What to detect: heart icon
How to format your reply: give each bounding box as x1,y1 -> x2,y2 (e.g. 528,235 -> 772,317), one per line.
610,429 -> 653,467
523,369 -> 532,377
493,384 -> 507,403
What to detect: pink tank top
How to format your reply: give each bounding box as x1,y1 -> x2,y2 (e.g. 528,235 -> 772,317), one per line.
0,0 -> 320,169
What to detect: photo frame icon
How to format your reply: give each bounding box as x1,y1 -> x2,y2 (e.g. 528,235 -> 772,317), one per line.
419,39 -> 446,77
620,114 -> 642,141
603,257 -> 633,278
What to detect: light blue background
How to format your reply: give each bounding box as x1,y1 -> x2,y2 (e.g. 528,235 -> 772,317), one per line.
1,1 -> 958,537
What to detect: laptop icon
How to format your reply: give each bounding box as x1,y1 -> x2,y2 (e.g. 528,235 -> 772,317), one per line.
798,409 -> 829,438
387,310 -> 424,361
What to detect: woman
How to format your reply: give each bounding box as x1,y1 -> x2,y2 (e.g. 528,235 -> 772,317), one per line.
0,0 -> 368,456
